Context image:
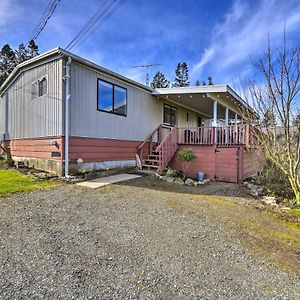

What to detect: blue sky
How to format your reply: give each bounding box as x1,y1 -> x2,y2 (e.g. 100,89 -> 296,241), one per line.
1,0 -> 300,86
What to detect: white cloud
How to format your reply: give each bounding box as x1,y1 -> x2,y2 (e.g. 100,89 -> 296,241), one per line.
191,0 -> 300,84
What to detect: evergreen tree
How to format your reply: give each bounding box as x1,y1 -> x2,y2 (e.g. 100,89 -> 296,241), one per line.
0,44 -> 16,86
150,71 -> 170,88
0,40 -> 39,86
16,43 -> 30,63
208,76 -> 213,85
202,81 -> 206,86
173,62 -> 190,87
28,40 -> 39,58
195,79 -> 200,86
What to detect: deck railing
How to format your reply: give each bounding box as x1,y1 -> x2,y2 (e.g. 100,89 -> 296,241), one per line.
156,126 -> 178,171
138,124 -> 163,160
178,124 -> 256,147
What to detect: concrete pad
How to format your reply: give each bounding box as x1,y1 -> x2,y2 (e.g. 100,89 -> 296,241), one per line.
76,173 -> 142,189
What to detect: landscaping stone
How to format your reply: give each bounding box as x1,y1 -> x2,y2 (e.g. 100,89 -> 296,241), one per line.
197,178 -> 211,185
281,207 -> 291,212
165,176 -> 175,183
166,168 -> 177,177
185,178 -> 195,186
261,196 -> 277,205
174,178 -> 184,185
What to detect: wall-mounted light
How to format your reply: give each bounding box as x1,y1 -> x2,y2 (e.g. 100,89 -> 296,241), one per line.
50,140 -> 58,146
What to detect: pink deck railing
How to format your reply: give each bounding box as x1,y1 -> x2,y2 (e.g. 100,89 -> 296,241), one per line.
156,126 -> 178,171
177,124 -> 256,147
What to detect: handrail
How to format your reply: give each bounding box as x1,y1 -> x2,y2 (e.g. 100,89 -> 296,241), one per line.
156,126 -> 178,171
177,124 -> 257,147
156,126 -> 177,151
138,124 -> 162,150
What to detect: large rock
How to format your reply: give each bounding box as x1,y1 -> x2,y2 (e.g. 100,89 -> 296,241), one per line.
185,178 -> 195,186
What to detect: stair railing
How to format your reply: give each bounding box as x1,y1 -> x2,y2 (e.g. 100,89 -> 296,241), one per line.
138,124 -> 163,161
155,126 -> 178,171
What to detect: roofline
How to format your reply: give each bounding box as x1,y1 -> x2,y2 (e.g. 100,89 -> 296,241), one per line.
153,85 -> 256,115
0,47 -> 153,95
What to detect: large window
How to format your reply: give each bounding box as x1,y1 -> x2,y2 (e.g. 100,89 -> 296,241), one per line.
97,79 -> 127,116
164,104 -> 177,126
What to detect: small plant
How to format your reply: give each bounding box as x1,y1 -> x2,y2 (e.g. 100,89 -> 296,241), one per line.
289,198 -> 297,209
177,148 -> 197,176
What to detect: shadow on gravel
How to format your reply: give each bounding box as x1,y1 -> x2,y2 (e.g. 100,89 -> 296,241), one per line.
116,174 -> 252,199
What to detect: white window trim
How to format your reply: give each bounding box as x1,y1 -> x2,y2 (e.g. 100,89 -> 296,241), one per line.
31,74 -> 48,100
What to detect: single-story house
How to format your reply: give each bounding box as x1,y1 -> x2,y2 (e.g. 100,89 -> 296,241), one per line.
0,48 -> 264,182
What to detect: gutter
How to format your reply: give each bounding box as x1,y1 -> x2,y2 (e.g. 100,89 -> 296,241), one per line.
64,57 -> 71,177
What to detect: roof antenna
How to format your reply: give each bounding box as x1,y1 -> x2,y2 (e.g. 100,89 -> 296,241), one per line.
131,63 -> 162,85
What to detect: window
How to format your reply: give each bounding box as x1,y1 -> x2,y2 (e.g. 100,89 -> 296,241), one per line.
97,79 -> 127,116
38,76 -> 47,97
164,104 -> 177,126
31,76 -> 48,99
31,82 -> 38,100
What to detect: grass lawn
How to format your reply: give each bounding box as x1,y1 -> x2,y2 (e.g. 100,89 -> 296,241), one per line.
0,169 -> 57,196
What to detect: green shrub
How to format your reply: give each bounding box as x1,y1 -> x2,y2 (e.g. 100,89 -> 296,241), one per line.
177,148 -> 197,176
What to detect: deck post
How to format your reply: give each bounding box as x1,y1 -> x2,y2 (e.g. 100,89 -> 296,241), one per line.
213,100 -> 218,144
225,108 -> 229,144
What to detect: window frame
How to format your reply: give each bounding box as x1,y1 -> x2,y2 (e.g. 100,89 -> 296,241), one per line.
97,78 -> 127,117
163,104 -> 177,127
38,75 -> 48,97
31,75 -> 48,100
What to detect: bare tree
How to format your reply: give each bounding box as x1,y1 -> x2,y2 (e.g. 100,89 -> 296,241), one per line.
248,37 -> 300,204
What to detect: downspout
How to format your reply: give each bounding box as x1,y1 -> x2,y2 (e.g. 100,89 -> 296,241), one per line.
64,57 -> 71,177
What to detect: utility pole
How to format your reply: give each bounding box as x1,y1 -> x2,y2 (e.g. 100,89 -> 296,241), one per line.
131,63 -> 162,85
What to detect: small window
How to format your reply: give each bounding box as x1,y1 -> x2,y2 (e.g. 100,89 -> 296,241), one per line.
164,104 -> 177,126
38,76 -> 47,97
31,81 -> 38,100
97,79 -> 127,116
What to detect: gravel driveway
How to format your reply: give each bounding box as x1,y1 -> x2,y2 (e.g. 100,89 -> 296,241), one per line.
0,175 -> 299,299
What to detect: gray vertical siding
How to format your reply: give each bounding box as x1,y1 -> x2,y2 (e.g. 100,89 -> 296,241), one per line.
70,62 -> 202,141
2,59 -> 63,140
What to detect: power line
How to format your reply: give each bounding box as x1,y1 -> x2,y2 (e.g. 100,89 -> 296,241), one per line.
7,0 -> 127,95
66,0 -> 127,51
29,0 -> 61,42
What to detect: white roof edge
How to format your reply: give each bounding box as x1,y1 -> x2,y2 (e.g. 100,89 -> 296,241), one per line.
153,85 -> 228,95
153,85 -> 255,114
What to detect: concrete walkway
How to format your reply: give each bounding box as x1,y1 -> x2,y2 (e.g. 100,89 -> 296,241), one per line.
76,173 -> 142,189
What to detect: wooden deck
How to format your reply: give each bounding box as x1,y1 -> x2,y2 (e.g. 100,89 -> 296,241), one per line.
138,124 -> 264,182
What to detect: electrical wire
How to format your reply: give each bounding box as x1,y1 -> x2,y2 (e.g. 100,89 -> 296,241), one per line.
29,0 -> 61,42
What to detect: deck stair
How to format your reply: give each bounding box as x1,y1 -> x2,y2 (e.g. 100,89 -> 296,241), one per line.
138,125 -> 178,171
142,149 -> 160,170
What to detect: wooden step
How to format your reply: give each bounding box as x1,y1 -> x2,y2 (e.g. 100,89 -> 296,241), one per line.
142,164 -> 159,169
144,159 -> 159,165
148,154 -> 159,158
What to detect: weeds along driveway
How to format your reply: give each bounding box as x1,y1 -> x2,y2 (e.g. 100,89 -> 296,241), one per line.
0,176 -> 300,299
